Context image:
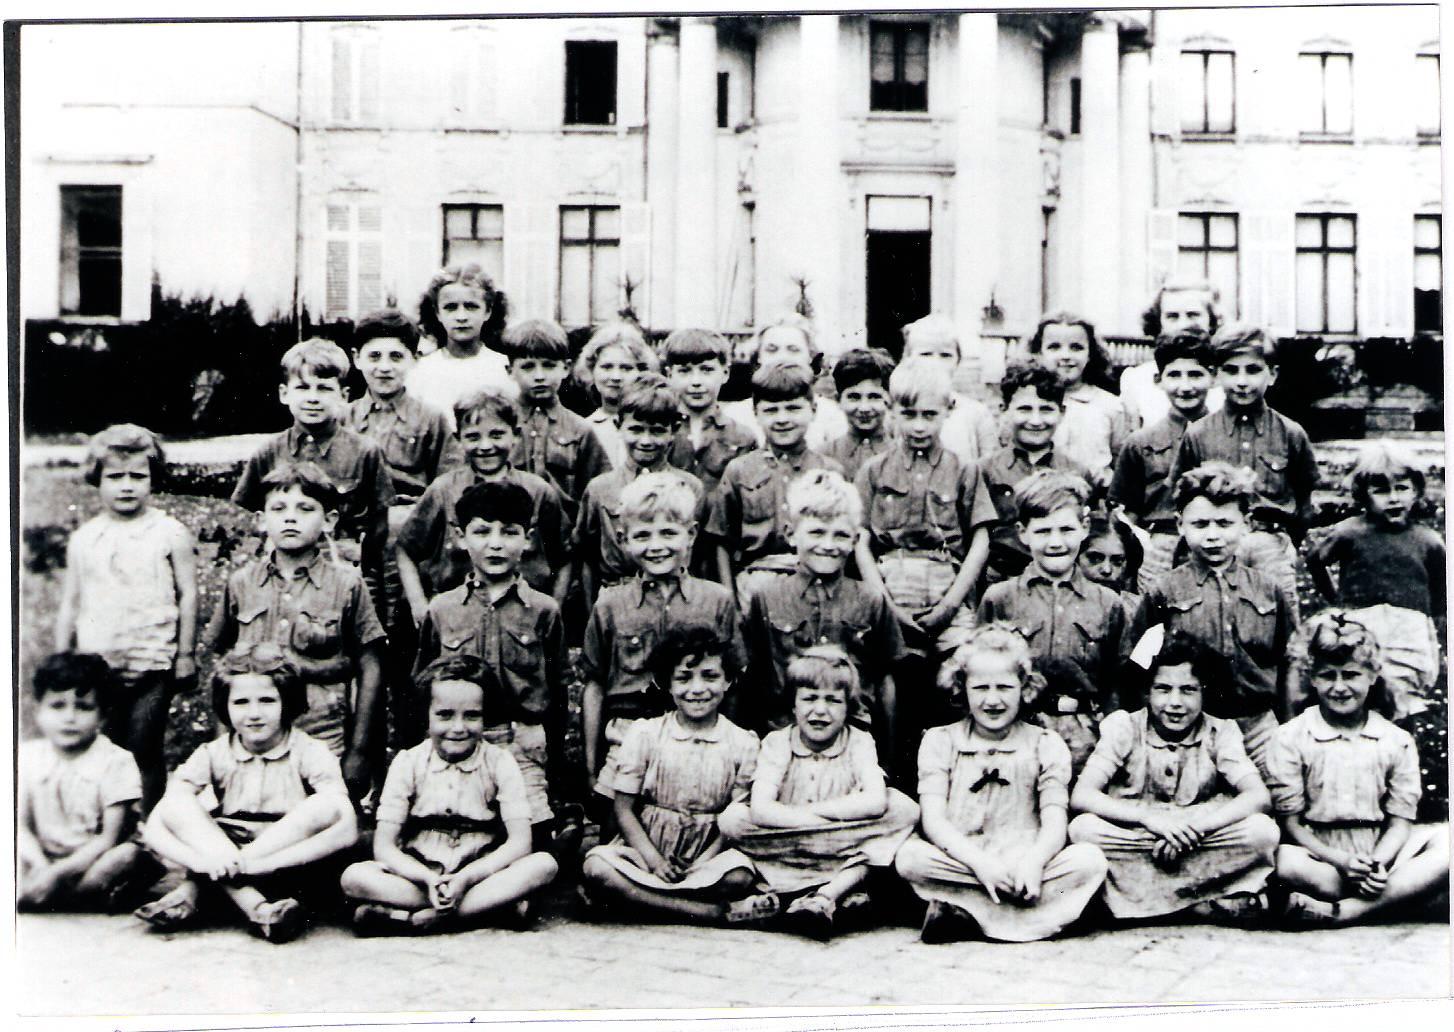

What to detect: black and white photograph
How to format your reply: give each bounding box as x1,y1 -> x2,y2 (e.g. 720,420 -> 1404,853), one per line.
8,3 -> 1452,1026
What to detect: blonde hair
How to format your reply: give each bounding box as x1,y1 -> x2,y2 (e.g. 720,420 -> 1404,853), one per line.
786,468 -> 862,528
889,356 -> 954,408
937,623 -> 1045,710
619,470 -> 698,528
902,314 -> 960,361
574,322 -> 658,384
786,644 -> 863,717
84,423 -> 167,488
755,313 -> 817,359
1346,439 -> 1427,507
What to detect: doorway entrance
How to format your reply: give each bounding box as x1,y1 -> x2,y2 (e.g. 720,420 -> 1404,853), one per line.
865,196 -> 932,359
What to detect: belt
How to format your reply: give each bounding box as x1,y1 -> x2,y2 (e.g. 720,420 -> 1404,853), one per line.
404,814 -> 503,836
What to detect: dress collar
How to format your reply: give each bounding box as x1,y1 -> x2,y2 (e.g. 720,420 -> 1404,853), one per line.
666,713 -> 725,743
788,725 -> 850,758
229,728 -> 297,763
1308,708 -> 1391,743
426,740 -> 485,773
951,719 -> 1032,755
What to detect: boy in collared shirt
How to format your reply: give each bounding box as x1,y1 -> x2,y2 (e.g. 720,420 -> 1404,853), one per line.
208,463 -> 386,800
574,374 -> 708,610
1128,462 -> 1296,785
899,314 -> 1000,465
977,362 -> 1095,586
662,327 -> 758,495
709,362 -> 844,608
979,471 -> 1126,771
823,348 -> 897,481
744,469 -> 904,764
1170,324 -> 1319,620
412,480 -> 568,852
581,472 -> 746,838
504,318 -> 612,526
233,338 -> 395,614
1109,329 -> 1215,593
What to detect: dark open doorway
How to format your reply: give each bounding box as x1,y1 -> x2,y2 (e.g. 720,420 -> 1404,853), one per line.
864,196 -> 932,360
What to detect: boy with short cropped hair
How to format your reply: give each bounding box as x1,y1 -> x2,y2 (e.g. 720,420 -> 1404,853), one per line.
412,480 -> 570,851
977,362 -> 1095,585
1128,462 -> 1296,784
662,327 -> 759,494
1110,329 -> 1215,592
503,318 -> 612,524
823,347 -> 897,481
396,388 -> 571,623
1171,324 -> 1319,619
581,472 -> 747,834
574,373 -> 708,609
900,314 -> 999,465
233,338 -> 395,605
979,470 -> 1126,771
743,469 -> 905,762
208,462 -> 387,798
708,362 -> 843,607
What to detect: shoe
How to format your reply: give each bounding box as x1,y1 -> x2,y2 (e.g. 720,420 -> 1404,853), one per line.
1204,891 -> 1269,928
1281,892 -> 1341,929
835,890 -> 875,934
352,903 -> 416,937
920,899 -> 979,945
249,897 -> 305,944
505,895 -> 537,932
724,891 -> 781,925
134,884 -> 199,931
784,893 -> 836,942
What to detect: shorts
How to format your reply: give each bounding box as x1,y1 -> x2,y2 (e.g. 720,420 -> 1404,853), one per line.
593,716 -> 643,800
876,552 -> 977,653
483,722 -> 553,824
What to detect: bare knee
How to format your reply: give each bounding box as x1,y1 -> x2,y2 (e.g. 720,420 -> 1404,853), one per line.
338,861 -> 375,897
581,854 -> 613,887
717,867 -> 755,897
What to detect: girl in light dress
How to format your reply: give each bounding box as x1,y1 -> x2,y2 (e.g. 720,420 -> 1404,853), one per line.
1025,312 -> 1126,484
574,321 -> 661,468
720,646 -> 919,939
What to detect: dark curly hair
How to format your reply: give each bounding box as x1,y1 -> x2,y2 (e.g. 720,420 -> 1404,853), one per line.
211,643 -> 309,732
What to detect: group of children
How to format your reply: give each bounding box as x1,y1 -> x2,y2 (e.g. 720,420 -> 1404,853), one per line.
22,266 -> 1449,947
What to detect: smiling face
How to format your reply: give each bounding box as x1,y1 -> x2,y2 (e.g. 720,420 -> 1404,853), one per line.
1310,659 -> 1376,725
457,412 -> 518,477
1216,350 -> 1277,412
794,681 -> 849,749
437,283 -> 489,346
668,653 -> 729,724
1018,504 -> 1088,579
895,394 -> 951,452
1159,289 -> 1215,334
1156,357 -> 1213,419
963,650 -> 1025,738
593,345 -> 638,407
34,688 -> 102,755
460,515 -> 528,581
1079,531 -> 1128,590
259,484 -> 334,555
754,396 -> 815,451
355,337 -> 414,400
666,357 -> 728,413
757,327 -> 813,370
428,678 -> 488,762
789,513 -> 857,578
622,513 -> 695,579
96,452 -> 154,518
280,371 -> 345,430
1037,323 -> 1092,388
618,414 -> 674,470
1365,475 -> 1419,528
1177,495 -> 1246,568
1146,662 -> 1205,741
839,380 -> 890,436
226,673 -> 286,755
1005,385 -> 1063,453
509,355 -> 569,406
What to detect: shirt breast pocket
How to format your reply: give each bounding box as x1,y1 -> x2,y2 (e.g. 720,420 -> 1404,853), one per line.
234,601 -> 271,641
871,483 -> 912,532
1257,454 -> 1289,495
292,609 -> 341,658
1233,593 -> 1278,660
989,481 -> 1016,517
1164,596 -> 1203,632
739,473 -> 779,524
545,434 -> 581,485
769,616 -> 814,656
618,630 -> 654,675
502,625 -> 543,677
434,610 -> 477,655
926,486 -> 959,534
1146,442 -> 1176,480
383,427 -> 426,471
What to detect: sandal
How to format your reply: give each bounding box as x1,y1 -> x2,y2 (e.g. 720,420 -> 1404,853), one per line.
724,891 -> 781,925
248,897 -> 305,944
784,892 -> 836,941
1203,891 -> 1269,928
835,890 -> 875,934
134,883 -> 199,931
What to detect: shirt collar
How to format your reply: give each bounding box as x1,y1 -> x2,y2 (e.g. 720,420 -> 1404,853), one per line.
1010,445 -> 1056,470
1308,708 -> 1392,743
634,574 -> 688,605
667,713 -> 724,742
256,547 -> 328,589
789,725 -> 849,758
952,719 -> 1031,755
229,728 -> 297,763
287,424 -> 338,458
1188,554 -> 1241,585
523,398 -> 563,421
1223,401 -> 1269,429
465,574 -> 528,606
790,565 -> 844,594
1143,709 -> 1209,749
1021,567 -> 1091,597
426,740 -> 485,773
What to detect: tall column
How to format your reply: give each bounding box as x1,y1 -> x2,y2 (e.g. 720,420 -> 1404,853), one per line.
796,15 -> 841,351
954,12 -> 999,378
1118,39 -> 1153,329
645,24 -> 679,331
1079,15 -> 1121,330
674,17 -> 717,327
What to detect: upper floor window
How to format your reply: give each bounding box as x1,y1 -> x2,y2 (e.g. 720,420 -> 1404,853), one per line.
717,71 -> 730,129
1069,77 -> 1082,135
1298,51 -> 1353,136
325,201 -> 383,321
60,185 -> 122,317
448,27 -> 496,123
1178,213 -> 1239,317
443,204 -> 504,281
1295,213 -> 1356,333
559,205 -> 620,326
564,40 -> 617,126
1416,52 -> 1440,137
331,28 -> 380,124
870,22 -> 929,113
1179,50 -> 1235,134
1414,213 -> 1442,334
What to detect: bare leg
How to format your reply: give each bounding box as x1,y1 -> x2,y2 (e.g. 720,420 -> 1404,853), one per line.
221,883 -> 270,921
581,855 -> 729,922
151,792 -> 239,860
74,843 -> 143,897
238,795 -> 347,870
455,853 -> 559,919
1330,835 -> 1450,925
1275,845 -> 1346,900
816,863 -> 869,905
340,861 -> 430,909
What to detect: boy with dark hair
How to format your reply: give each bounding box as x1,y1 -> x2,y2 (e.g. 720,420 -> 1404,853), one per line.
1170,324 -> 1319,620
823,347 -> 897,481
208,462 -> 387,799
662,327 -> 759,494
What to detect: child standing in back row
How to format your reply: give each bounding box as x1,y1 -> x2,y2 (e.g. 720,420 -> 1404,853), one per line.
1026,313 -> 1126,484
823,348 -> 897,482
662,328 -> 759,496
56,424 -> 198,812
574,321 -> 661,469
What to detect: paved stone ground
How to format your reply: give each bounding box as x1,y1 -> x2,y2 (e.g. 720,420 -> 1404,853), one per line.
17,906 -> 1450,1018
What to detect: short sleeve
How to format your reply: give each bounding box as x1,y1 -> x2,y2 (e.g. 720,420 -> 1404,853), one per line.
347,575 -> 387,647
396,483 -> 448,562
172,741 -> 221,811
298,737 -> 349,799
231,450 -> 268,512
753,729 -> 792,801
704,466 -> 737,540
847,728 -> 886,794
1210,718 -> 1264,794
1382,731 -> 1422,821
959,462 -> 998,532
534,482 -> 572,567
607,718 -> 655,796
1035,731 -> 1073,811
1077,709 -> 1135,790
203,576 -> 239,655
1267,723 -> 1308,816
916,726 -> 954,800
490,748 -> 532,824
580,601 -> 611,685
375,750 -> 417,826
101,746 -> 143,809
730,728 -> 760,803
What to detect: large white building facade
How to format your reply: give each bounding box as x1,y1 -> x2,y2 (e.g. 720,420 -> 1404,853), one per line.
19,8 -> 1442,359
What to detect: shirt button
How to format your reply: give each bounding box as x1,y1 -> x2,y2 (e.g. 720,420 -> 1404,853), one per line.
280,620 -> 289,628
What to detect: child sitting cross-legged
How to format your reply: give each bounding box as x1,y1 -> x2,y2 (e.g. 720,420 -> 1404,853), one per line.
341,656 -> 559,935
580,627 -> 773,926
719,646 -> 919,940
136,644 -> 358,942
1068,630 -> 1280,926
894,624 -> 1108,944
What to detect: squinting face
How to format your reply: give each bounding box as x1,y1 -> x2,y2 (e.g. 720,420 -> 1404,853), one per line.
1079,531 -> 1128,590
1005,386 -> 1063,452
97,453 -> 153,518
754,396 -> 815,450
1366,476 -> 1418,528
895,396 -> 951,451
1146,662 -> 1204,740
1177,496 -> 1246,567
1156,358 -> 1213,418
34,688 -> 102,755
428,679 -> 487,762
618,414 -> 674,470
460,516 -> 528,581
1310,660 -> 1376,723
1159,290 -> 1214,334
260,484 -> 334,554
1018,505 -> 1087,579
437,283 -> 489,344
280,372 -> 345,428
794,682 -> 849,749
1037,323 -> 1092,388
593,345 -> 639,406
227,673 -> 286,754
757,327 -> 813,370
789,514 -> 858,578
668,654 -> 730,723
510,356 -> 569,406
839,381 -> 890,435
667,358 -> 728,413
622,514 -> 694,578
457,413 -> 518,476
355,337 -> 414,399
963,651 -> 1025,737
